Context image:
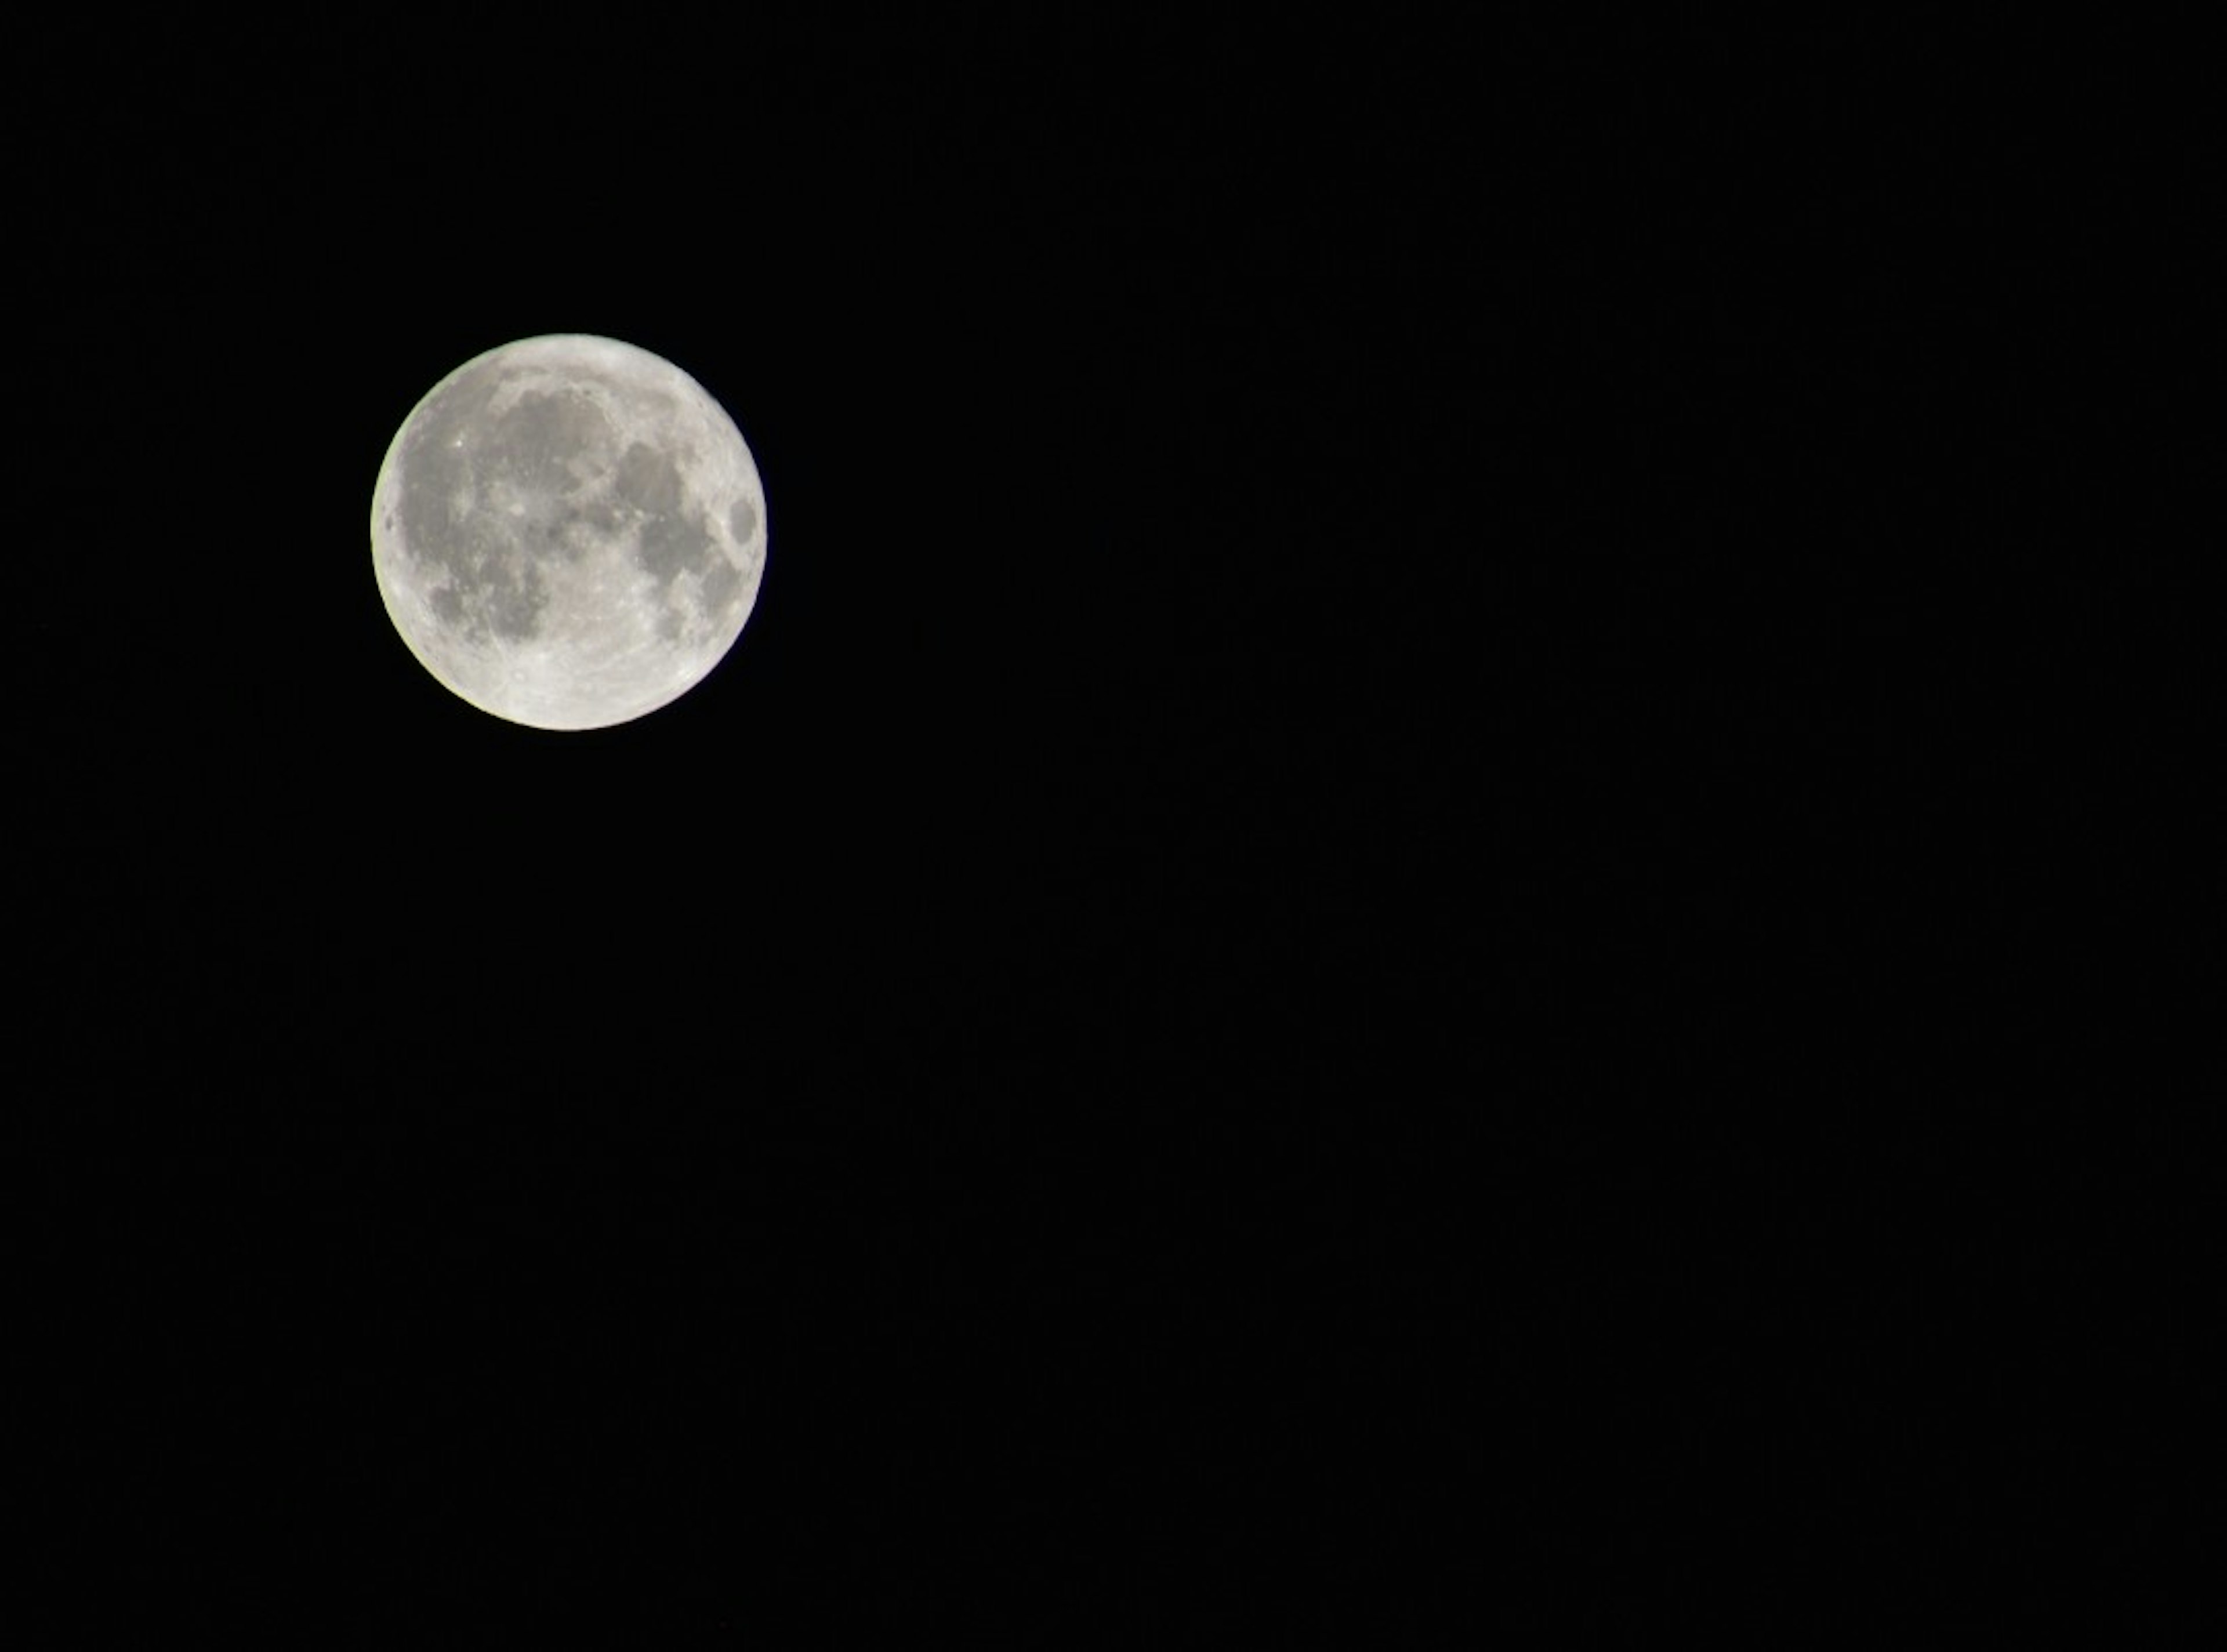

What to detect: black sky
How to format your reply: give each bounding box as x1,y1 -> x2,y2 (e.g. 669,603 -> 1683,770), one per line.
10,15 -> 2193,1643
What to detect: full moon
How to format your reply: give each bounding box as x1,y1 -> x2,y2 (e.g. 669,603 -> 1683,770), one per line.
370,334 -> 767,730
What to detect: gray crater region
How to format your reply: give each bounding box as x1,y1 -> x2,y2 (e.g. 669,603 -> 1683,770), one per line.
371,335 -> 767,729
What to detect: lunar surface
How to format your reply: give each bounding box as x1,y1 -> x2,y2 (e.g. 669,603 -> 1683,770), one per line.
371,335 -> 767,729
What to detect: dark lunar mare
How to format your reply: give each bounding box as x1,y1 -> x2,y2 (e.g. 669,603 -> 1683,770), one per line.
395,368 -> 617,647
615,440 -> 717,587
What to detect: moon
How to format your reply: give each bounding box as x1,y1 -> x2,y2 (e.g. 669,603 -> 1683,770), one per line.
370,334 -> 767,730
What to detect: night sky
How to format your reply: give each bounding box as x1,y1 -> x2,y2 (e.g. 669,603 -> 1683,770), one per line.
12,16 -> 2189,1642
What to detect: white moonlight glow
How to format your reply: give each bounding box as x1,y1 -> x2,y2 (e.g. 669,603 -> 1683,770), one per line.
370,334 -> 767,730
